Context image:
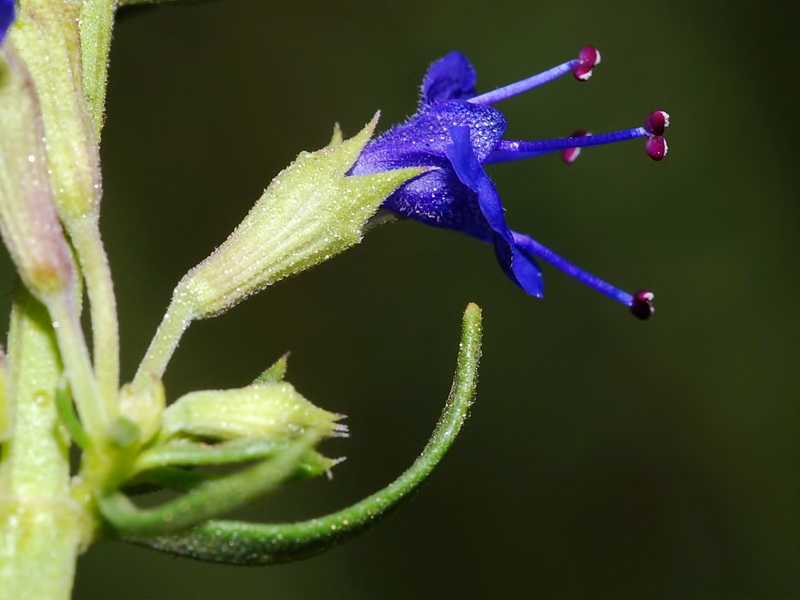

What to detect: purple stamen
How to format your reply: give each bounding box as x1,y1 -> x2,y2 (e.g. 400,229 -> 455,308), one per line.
468,46 -> 600,106
488,111 -> 670,163
496,126 -> 648,154
511,232 -> 649,317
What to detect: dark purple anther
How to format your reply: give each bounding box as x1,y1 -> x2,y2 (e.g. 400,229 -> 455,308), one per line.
572,46 -> 601,81
561,130 -> 591,164
629,289 -> 655,320
645,110 -> 670,136
643,110 -> 670,160
646,135 -> 668,161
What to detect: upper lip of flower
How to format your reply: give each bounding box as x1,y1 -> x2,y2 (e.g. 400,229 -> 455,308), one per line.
351,48 -> 668,320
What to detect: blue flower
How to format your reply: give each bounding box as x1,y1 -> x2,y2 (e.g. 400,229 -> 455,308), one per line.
351,48 -> 668,319
0,0 -> 13,45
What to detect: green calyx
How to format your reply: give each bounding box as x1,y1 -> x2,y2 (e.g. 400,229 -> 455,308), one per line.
177,114 -> 424,321
133,115 -> 425,388
12,1 -> 102,221
161,382 -> 345,443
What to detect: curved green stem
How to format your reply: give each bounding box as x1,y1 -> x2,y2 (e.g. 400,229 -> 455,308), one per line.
125,303 -> 482,564
98,429 -> 321,537
136,438 -> 296,472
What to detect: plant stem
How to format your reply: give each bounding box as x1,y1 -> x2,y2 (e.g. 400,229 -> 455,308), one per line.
47,291 -> 110,441
69,215 -> 120,409
0,287 -> 93,600
134,289 -> 195,387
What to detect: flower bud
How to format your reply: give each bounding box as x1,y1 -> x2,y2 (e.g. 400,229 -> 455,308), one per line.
119,374 -> 166,446
0,44 -> 76,299
161,382 -> 346,443
174,115 -> 424,320
10,1 -> 102,221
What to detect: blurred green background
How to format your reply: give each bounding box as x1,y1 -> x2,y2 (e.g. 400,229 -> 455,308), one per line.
53,0 -> 797,598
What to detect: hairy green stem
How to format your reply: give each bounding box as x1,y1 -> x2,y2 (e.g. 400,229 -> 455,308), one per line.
47,292 -> 110,442
133,289 -> 195,387
0,287 -> 92,600
68,215 -> 120,411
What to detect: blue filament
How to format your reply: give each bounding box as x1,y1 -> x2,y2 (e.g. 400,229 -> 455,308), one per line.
468,60 -> 578,105
512,232 -> 634,307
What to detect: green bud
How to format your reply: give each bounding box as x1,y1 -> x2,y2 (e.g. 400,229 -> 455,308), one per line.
108,416 -> 142,451
0,44 -> 76,299
162,382 -> 346,443
120,375 -> 166,446
12,1 -> 102,221
173,115 -> 424,320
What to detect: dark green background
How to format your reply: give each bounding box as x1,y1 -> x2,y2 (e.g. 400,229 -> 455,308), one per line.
61,1 -> 798,598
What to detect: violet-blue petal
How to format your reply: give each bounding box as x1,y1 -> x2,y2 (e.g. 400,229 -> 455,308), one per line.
421,51 -> 478,105
0,0 -> 14,45
445,126 -> 544,297
351,101 -> 506,175
380,168 -> 495,241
